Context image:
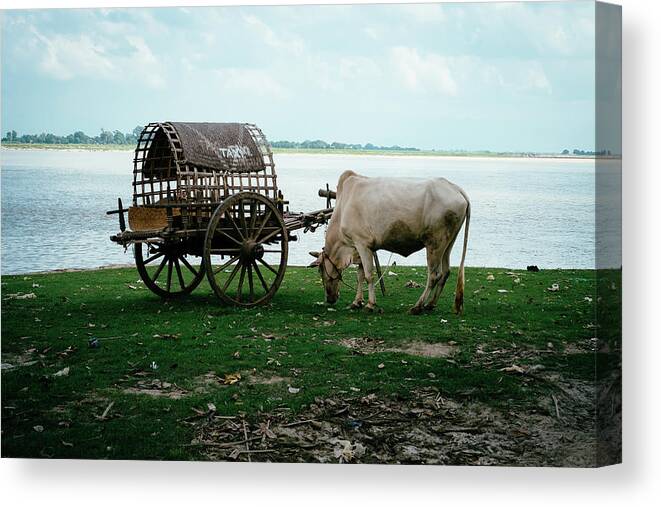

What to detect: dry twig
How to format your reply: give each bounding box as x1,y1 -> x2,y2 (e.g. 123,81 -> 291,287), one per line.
551,394 -> 561,419
243,419 -> 251,463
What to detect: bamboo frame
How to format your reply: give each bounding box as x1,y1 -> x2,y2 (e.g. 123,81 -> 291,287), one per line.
131,122 -> 279,237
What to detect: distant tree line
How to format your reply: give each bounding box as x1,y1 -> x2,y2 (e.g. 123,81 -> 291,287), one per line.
2,126 -> 144,145
271,139 -> 420,151
562,148 -> 613,156
3,128 -> 422,152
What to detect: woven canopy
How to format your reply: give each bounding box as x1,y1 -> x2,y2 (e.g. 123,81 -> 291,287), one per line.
168,122 -> 266,173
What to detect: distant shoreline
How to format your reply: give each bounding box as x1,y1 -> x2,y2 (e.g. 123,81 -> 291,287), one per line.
0,143 -> 614,161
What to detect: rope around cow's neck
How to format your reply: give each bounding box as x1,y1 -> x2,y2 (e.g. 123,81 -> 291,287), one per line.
322,249 -> 357,292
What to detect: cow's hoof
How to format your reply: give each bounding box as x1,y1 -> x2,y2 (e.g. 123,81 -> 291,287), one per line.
422,305 -> 436,312
409,306 -> 423,315
347,301 -> 364,310
365,305 -> 382,314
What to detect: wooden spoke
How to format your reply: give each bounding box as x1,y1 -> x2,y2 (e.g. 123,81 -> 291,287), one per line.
222,261 -> 242,292
204,192 -> 288,307
257,227 -> 283,245
179,255 -> 199,277
215,229 -> 242,246
239,199 -> 249,238
151,256 -> 168,282
136,241 -> 205,298
214,254 -> 240,275
257,257 -> 279,275
144,250 -> 164,265
227,210 -> 245,241
252,260 -> 269,292
247,263 -> 255,302
248,200 -> 258,238
253,209 -> 272,239
166,259 -> 173,292
237,263 -> 247,302
174,258 -> 186,290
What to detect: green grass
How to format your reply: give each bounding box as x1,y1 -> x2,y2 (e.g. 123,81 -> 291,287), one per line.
1,266 -> 617,460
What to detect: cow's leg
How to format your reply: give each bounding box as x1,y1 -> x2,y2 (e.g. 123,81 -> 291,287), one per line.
355,245 -> 378,311
424,250 -> 451,311
348,263 -> 365,309
424,231 -> 459,310
410,246 -> 443,314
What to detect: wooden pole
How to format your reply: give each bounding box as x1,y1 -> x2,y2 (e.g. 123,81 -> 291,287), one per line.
373,252 -> 386,296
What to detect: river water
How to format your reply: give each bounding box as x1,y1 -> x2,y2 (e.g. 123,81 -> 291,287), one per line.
1,149 -> 605,274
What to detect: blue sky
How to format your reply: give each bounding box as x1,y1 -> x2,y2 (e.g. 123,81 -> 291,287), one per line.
1,2 -> 598,152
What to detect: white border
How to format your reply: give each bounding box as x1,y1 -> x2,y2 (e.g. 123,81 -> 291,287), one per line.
3,1 -> 661,506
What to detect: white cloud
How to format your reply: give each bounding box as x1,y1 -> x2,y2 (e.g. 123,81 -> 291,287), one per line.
522,63 -> 552,94
483,60 -> 552,95
469,2 -> 594,57
389,45 -> 551,99
390,47 -> 457,96
30,27 -> 115,81
242,14 -> 305,56
214,68 -> 289,100
124,36 -> 165,89
27,26 -> 165,89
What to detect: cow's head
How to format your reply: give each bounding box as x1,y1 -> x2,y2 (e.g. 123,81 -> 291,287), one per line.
309,250 -> 342,304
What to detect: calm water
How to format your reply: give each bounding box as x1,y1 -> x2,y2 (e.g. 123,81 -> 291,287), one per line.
1,149 -> 601,274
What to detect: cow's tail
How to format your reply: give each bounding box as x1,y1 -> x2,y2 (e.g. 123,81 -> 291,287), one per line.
453,195 -> 471,315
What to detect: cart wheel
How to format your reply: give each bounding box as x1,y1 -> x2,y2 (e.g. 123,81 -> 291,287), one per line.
204,192 -> 288,307
135,241 -> 206,298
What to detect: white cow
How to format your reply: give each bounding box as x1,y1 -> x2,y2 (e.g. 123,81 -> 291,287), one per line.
310,170 -> 470,314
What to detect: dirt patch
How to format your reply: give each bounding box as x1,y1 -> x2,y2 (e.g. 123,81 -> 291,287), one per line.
563,339 -> 597,354
192,372 -> 225,393
248,374 -> 291,385
191,383 -> 599,466
192,370 -> 285,392
1,350 -> 38,370
338,337 -> 456,358
124,379 -> 188,399
191,370 -> 288,392
339,337 -> 385,354
388,341 -> 456,358
50,393 -> 114,421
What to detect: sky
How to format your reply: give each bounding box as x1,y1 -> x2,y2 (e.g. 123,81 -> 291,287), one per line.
1,2 -> 599,152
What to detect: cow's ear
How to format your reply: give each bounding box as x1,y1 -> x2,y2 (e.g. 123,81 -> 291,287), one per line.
309,251 -> 320,258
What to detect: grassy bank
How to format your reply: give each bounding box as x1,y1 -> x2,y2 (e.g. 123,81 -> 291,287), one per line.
1,143 -> 135,151
271,147 -> 585,159
1,266 -> 619,464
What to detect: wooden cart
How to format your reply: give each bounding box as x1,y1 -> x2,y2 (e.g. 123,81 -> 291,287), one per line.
107,122 -> 333,307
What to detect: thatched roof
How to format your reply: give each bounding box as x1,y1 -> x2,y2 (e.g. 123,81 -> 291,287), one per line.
167,122 -> 267,173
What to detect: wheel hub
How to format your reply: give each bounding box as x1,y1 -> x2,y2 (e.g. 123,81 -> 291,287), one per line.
240,240 -> 264,261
